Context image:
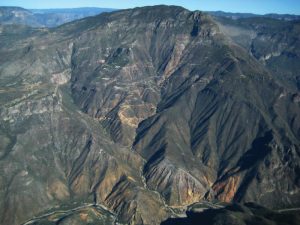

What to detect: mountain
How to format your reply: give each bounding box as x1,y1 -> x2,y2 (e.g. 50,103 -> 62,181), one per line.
208,11 -> 300,21
162,203 -> 300,225
0,5 -> 299,225
214,15 -> 300,90
0,6 -> 115,27
0,7 -> 42,27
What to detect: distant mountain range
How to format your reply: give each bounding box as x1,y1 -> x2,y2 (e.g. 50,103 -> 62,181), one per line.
0,6 -> 299,28
208,11 -> 300,21
0,6 -> 116,27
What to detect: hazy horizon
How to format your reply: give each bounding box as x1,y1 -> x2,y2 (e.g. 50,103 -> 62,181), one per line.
0,0 -> 300,15
1,5 -> 300,16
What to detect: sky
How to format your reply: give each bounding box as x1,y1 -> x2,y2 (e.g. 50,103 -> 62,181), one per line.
0,0 -> 300,15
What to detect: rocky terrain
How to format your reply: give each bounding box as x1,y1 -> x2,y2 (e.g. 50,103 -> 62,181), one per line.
0,5 -> 299,225
162,203 -> 300,225
0,7 -> 115,27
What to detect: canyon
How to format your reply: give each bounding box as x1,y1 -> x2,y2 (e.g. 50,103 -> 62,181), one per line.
0,5 -> 299,225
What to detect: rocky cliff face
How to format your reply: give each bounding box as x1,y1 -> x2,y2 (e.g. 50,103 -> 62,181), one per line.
0,5 -> 299,225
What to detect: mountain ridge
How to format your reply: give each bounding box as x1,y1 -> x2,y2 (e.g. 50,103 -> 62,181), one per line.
0,5 -> 299,225
1,5 -> 300,28
208,10 -> 300,20
0,6 -> 116,27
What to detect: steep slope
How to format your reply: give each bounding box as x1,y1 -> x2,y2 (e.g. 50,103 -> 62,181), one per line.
215,16 -> 300,91
0,5 -> 299,225
0,17 -> 170,225
162,203 -> 300,225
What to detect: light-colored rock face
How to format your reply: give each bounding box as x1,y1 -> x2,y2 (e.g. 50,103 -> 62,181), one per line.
143,157 -> 210,207
117,103 -> 155,128
12,10 -> 30,18
163,35 -> 190,77
1,94 -> 62,123
51,69 -> 71,85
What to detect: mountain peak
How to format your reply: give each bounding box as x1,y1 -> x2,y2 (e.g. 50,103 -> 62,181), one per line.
0,5 -> 299,225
